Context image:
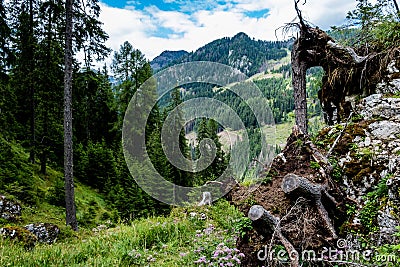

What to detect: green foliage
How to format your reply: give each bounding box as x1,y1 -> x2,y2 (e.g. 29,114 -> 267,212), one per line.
173,32 -> 289,77
310,161 -> 321,170
233,217 -> 253,238
45,175 -> 65,207
328,157 -> 343,181
336,0 -> 400,51
346,204 -> 357,216
359,174 -> 390,233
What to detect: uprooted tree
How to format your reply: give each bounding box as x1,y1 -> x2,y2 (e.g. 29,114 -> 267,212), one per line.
291,0 -> 397,134
239,1 -> 400,266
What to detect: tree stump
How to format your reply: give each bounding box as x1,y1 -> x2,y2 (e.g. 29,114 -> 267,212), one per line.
248,205 -> 299,267
198,191 -> 212,206
282,173 -> 337,239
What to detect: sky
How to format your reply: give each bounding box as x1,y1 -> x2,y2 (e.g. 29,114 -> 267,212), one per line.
97,0 -> 357,63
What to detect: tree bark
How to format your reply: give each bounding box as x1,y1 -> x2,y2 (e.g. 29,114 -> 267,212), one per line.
64,0 -> 77,231
291,41 -> 308,135
248,205 -> 299,267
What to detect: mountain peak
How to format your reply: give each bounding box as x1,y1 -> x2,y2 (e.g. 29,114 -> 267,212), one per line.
232,32 -> 250,40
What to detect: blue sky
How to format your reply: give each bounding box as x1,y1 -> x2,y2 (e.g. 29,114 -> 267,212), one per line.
97,0 -> 357,63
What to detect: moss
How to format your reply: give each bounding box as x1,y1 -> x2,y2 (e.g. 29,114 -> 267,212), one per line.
353,167 -> 373,183
0,226 -> 37,249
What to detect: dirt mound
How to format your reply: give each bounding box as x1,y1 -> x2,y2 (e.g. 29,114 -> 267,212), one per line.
227,126 -> 347,266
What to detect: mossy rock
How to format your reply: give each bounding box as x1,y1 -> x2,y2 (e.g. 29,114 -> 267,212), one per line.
0,226 -> 37,248
353,167 -> 373,183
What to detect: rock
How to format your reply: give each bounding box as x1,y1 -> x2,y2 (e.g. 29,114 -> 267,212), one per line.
359,94 -> 400,121
0,195 -> 22,221
369,121 -> 400,140
24,223 -> 60,244
0,226 -> 37,248
377,206 -> 399,245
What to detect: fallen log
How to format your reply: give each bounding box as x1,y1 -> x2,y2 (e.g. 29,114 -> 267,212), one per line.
282,173 -> 338,239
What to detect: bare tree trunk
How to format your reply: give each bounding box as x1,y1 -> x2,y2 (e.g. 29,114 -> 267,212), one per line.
64,0 -> 77,231
291,40 -> 308,135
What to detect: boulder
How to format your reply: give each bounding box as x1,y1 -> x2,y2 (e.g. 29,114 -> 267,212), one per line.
24,223 -> 60,244
0,195 -> 22,221
0,226 -> 37,248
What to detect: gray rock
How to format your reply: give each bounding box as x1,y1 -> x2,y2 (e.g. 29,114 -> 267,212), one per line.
369,121 -> 400,140
360,95 -> 400,120
24,223 -> 60,244
0,195 -> 22,221
377,206 -> 399,244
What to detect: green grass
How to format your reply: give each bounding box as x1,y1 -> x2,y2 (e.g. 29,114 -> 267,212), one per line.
0,200 -> 246,267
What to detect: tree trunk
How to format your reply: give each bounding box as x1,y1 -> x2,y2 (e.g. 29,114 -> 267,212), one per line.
64,0 -> 77,231
29,0 -> 35,164
291,41 -> 308,135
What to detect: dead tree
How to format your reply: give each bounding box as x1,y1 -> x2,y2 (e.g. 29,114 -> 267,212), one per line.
248,205 -> 299,267
290,0 -> 380,132
282,173 -> 337,239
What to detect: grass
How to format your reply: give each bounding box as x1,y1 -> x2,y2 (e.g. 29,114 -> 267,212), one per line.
0,200 -> 246,267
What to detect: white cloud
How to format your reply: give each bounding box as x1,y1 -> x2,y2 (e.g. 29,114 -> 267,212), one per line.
97,0 -> 357,67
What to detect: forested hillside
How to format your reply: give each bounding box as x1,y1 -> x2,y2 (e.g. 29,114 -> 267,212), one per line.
157,32 -> 291,76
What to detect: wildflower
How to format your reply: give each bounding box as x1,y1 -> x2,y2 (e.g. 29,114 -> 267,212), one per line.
194,256 -> 207,264
233,256 -> 241,264
180,252 -> 188,257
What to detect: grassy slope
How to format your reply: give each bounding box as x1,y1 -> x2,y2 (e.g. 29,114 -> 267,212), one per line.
0,136 -> 115,236
0,200 -> 247,267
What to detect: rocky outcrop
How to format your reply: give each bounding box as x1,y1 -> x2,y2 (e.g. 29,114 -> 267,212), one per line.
328,89 -> 400,242
0,195 -> 22,221
0,223 -> 60,246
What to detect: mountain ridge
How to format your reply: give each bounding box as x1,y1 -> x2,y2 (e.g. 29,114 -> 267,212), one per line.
151,32 -> 292,76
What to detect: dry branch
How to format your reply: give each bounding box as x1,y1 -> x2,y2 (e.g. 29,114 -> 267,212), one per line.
198,192 -> 212,206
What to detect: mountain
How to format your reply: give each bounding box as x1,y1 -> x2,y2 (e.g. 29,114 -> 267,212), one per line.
150,50 -> 189,71
152,32 -> 292,76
